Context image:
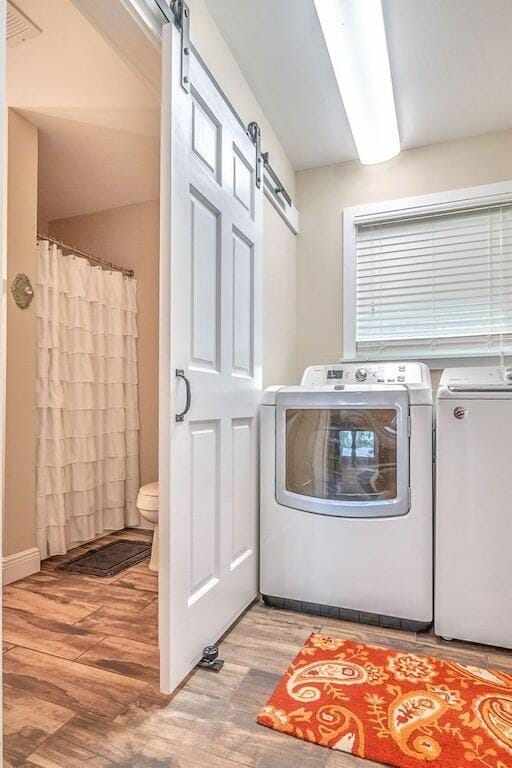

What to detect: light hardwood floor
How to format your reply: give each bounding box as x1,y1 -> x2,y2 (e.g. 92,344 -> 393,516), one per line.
3,530 -> 511,767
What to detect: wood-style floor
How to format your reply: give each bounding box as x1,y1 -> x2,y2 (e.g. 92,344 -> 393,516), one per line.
3,530 -> 512,767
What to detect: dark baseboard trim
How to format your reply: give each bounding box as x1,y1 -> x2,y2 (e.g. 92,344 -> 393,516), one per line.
262,594 -> 432,633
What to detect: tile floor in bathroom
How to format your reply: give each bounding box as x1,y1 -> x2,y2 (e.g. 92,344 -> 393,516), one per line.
3,529 -> 512,767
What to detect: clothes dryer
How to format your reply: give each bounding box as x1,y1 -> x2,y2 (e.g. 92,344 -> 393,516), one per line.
260,362 -> 433,630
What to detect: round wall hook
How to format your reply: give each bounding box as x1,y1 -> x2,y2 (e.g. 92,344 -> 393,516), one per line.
11,273 -> 34,309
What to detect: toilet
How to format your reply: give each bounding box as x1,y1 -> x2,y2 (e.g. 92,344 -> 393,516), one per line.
136,481 -> 159,571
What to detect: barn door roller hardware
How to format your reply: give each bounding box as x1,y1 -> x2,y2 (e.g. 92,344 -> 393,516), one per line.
171,0 -> 191,92
262,152 -> 292,207
247,121 -> 262,189
154,0 -> 297,231
154,1 -> 191,92
247,121 -> 292,204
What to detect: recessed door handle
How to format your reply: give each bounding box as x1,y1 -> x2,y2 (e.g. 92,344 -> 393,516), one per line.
176,369 -> 191,422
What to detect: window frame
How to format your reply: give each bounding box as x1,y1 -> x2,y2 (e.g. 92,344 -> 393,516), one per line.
343,180 -> 512,366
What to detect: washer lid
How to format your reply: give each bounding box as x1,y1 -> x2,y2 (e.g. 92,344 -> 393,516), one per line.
438,366 -> 512,397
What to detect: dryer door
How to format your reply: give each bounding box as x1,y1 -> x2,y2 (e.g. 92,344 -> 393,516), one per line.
276,389 -> 410,517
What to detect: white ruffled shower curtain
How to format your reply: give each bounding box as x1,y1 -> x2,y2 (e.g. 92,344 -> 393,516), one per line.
36,240 -> 140,558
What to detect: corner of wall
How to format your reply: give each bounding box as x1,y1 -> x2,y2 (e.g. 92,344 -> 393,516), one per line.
3,109 -> 39,559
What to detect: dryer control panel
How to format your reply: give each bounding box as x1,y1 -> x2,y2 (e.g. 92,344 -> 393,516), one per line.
301,361 -> 426,386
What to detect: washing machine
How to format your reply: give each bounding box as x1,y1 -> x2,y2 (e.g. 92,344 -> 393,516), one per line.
436,366 -> 512,648
260,361 -> 433,630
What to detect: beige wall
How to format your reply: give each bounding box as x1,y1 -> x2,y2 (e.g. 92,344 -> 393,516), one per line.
50,201 -> 160,489
4,110 -> 38,557
262,199 -> 297,386
296,128 -> 512,374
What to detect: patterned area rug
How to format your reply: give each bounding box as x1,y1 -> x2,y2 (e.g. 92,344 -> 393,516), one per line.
257,633 -> 512,767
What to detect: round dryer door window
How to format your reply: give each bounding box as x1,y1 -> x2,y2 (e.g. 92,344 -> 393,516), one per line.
275,389 -> 410,518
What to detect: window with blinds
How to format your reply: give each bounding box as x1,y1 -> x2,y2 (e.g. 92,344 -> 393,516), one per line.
355,203 -> 512,357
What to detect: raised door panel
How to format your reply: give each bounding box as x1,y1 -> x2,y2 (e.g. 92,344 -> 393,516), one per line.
190,192 -> 220,371
231,418 -> 254,570
191,94 -> 221,181
189,420 -> 220,606
233,145 -> 254,217
232,229 -> 254,377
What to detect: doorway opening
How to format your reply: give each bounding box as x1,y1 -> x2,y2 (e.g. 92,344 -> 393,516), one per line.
3,2 -> 161,761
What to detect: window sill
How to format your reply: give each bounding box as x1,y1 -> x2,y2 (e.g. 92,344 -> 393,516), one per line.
422,355 -> 509,371
348,353 -> 512,370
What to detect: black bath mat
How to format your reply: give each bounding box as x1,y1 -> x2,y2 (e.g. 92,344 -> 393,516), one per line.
57,540 -> 151,577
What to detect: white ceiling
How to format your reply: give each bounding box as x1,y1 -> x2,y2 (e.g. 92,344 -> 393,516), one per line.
7,0 -> 160,222
204,0 -> 512,170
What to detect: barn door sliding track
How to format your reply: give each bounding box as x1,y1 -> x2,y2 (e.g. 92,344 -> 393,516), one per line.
154,0 -> 299,232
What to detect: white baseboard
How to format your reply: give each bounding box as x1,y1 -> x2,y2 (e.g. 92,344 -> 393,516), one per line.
3,547 -> 41,585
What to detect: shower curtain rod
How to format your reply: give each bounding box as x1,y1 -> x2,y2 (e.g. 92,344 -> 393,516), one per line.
37,233 -> 135,278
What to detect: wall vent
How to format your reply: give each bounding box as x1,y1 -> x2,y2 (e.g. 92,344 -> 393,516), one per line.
6,2 -> 41,48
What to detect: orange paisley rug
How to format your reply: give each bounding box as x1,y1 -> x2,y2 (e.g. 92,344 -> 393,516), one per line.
256,633 -> 512,767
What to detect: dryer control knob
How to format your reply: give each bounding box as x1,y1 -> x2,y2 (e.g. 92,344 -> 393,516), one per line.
505,367 -> 512,381
355,367 -> 368,381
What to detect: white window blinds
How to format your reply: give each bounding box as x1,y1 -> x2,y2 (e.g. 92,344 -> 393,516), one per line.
355,203 -> 512,357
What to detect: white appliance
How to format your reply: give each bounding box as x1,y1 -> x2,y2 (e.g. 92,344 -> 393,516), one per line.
260,362 -> 433,630
436,366 -> 512,648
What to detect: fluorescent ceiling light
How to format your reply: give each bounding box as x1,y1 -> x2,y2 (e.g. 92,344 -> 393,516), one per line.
314,0 -> 400,165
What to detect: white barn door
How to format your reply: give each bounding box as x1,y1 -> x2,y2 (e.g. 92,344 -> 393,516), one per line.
159,23 -> 262,693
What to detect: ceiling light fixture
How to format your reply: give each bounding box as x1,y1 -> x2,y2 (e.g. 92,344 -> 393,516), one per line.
314,0 -> 400,165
